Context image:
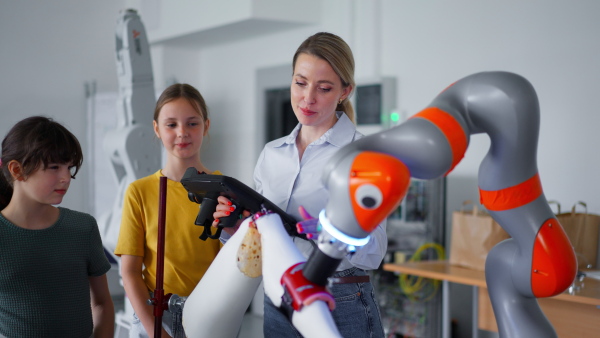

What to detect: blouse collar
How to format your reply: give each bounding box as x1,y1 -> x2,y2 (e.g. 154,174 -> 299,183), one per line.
276,111 -> 355,148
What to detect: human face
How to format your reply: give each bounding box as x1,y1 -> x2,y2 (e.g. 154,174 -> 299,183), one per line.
153,97 -> 209,162
18,162 -> 74,206
291,53 -> 351,130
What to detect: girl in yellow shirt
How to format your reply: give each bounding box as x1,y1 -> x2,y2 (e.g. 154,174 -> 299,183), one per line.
115,83 -> 222,337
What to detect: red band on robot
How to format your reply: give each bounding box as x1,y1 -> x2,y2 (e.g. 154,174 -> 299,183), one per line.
411,107 -> 468,175
479,173 -> 542,211
280,263 -> 335,312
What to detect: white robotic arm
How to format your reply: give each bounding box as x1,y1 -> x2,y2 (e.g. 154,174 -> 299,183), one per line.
182,212 -> 341,338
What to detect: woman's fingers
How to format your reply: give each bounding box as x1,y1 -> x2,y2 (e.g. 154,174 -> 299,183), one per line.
298,205 -> 313,220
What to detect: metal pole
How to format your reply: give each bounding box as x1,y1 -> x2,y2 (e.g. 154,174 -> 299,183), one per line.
154,176 -> 167,337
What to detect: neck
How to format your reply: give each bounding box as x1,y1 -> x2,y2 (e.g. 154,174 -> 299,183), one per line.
296,114 -> 338,159
162,158 -> 210,182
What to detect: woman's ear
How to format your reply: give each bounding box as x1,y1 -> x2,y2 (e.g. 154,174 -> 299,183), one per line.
342,84 -> 353,101
7,160 -> 24,181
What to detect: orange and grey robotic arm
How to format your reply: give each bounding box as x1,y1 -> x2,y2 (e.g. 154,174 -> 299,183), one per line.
303,71 -> 576,337
181,71 -> 576,338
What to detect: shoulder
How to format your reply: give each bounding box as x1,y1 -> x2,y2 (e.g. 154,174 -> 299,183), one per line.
58,207 -> 95,222
264,123 -> 299,151
329,113 -> 361,146
132,171 -> 161,186
259,136 -> 294,160
264,135 -> 290,150
57,207 -> 98,234
354,129 -> 364,140
126,171 -> 161,194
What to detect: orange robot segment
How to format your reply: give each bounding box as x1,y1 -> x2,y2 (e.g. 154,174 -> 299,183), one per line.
531,218 -> 577,298
411,107 -> 468,175
349,152 -> 410,233
479,173 -> 543,212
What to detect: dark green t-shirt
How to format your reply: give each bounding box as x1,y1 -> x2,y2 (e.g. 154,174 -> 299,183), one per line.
0,207 -> 111,338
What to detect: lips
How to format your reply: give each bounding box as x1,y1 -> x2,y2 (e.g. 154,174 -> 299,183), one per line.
177,143 -> 191,148
300,107 -> 317,116
55,189 -> 67,195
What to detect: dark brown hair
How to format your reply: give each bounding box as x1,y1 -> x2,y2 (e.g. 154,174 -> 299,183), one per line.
0,116 -> 83,209
293,32 -> 356,122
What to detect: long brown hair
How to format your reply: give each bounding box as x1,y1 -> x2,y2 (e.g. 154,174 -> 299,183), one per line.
0,116 -> 83,209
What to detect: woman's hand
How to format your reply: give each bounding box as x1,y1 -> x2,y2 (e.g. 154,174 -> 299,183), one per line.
212,196 -> 250,235
296,205 -> 320,239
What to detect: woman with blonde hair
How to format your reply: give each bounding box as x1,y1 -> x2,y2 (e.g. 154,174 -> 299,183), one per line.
215,32 -> 386,337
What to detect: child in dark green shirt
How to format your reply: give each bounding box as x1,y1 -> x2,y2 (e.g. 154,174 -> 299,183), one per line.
0,116 -> 113,338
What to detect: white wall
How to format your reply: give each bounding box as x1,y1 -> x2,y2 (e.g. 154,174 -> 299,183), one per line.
381,0 -> 600,215
0,1 -> 127,213
146,0 -> 600,214
6,1 -> 594,215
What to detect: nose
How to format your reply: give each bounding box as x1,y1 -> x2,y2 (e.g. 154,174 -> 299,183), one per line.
60,167 -> 72,182
304,87 -> 317,105
177,125 -> 188,138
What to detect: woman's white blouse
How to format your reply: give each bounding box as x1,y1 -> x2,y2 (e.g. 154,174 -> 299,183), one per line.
254,112 -> 388,271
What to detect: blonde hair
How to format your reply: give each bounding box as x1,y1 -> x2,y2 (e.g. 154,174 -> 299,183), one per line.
292,32 -> 356,123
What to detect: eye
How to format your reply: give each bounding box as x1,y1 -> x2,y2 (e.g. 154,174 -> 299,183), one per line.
355,184 -> 383,210
294,81 -> 306,87
319,87 -> 332,92
166,123 -> 176,128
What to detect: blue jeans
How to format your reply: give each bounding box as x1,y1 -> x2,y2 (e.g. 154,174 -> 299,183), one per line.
129,311 -> 186,338
129,312 -> 173,338
264,267 -> 384,338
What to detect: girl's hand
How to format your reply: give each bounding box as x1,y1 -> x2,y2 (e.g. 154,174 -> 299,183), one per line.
296,205 -> 320,239
212,196 -> 250,235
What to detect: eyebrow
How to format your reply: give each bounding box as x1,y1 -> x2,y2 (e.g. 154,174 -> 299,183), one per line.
162,116 -> 201,121
294,74 -> 336,86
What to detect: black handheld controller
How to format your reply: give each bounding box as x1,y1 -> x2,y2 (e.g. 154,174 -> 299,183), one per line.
180,167 -> 302,241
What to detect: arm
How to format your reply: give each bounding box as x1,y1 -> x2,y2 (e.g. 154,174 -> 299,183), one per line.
120,255 -> 170,338
253,148 -> 265,195
89,274 -> 115,338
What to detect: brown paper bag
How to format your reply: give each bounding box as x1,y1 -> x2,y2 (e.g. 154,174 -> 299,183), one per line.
551,201 -> 600,269
449,201 -> 511,271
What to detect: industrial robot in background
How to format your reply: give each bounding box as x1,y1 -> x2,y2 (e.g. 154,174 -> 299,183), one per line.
100,9 -> 160,257
99,9 -> 160,334
181,71 -> 577,338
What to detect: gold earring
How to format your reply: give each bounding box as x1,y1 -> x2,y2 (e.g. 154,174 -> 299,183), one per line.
338,98 -> 343,105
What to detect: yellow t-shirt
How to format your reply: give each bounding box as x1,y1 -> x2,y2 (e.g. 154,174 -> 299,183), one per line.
114,170 -> 222,296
